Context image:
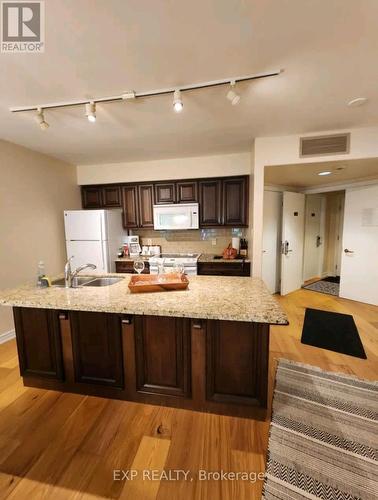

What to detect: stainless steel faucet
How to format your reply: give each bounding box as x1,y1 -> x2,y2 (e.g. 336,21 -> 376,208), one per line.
64,256 -> 97,288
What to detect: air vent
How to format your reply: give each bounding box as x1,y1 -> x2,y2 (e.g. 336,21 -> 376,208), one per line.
300,133 -> 350,157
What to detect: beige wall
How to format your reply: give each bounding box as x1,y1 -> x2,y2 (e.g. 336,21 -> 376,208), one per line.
0,140 -> 81,336
76,152 -> 251,185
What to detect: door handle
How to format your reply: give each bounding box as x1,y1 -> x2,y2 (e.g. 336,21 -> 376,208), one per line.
281,241 -> 292,255
344,249 -> 354,254
316,236 -> 322,247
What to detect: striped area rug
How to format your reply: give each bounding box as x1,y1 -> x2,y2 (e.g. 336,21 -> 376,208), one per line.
263,359 -> 378,500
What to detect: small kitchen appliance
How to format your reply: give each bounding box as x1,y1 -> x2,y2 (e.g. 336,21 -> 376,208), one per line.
124,235 -> 141,257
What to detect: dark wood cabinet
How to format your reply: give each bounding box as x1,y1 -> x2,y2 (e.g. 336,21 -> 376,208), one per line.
102,186 -> 121,207
154,183 -> 176,204
199,180 -> 223,226
223,177 -> 249,226
82,187 -> 102,209
82,175 -> 249,228
198,260 -> 250,277
13,308 -> 64,380
206,320 -> 268,406
70,311 -> 124,388
138,184 -> 155,227
176,181 -> 198,203
134,315 -> 191,398
122,186 -> 139,228
115,260 -> 150,274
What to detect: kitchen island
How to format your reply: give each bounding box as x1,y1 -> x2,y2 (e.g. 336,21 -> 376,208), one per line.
0,275 -> 287,418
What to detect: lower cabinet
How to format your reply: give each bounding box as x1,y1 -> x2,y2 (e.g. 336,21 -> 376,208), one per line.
13,307 -> 269,415
13,307 -> 64,380
134,315 -> 191,397
70,311 -> 124,388
206,320 -> 268,406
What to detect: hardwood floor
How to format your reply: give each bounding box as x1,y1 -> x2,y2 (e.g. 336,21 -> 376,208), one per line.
0,290 -> 377,499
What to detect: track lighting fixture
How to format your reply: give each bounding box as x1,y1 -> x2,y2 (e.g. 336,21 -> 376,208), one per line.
85,101 -> 96,122
10,70 -> 283,123
173,89 -> 183,112
35,108 -> 49,130
226,81 -> 240,106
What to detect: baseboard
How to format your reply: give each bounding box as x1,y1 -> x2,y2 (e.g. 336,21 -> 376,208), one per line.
0,329 -> 16,344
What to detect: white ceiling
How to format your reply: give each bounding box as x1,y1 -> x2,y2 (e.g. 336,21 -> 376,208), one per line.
1,0 -> 378,165
264,158 -> 378,188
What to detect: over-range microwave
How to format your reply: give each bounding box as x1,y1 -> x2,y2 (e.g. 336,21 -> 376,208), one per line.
153,203 -> 199,230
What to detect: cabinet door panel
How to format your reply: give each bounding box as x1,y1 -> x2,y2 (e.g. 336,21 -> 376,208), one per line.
176,181 -> 198,203
199,180 -> 222,226
82,187 -> 102,209
70,311 -> 124,388
122,186 -> 139,228
102,186 -> 121,207
223,177 -> 249,226
138,185 -> 155,227
154,183 -> 176,204
13,308 -> 64,380
134,315 -> 191,397
206,320 -> 268,406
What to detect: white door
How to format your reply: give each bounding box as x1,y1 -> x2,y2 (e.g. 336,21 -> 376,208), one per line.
281,192 -> 305,295
64,210 -> 106,241
66,241 -> 107,273
339,185 -> 378,305
303,195 -> 323,282
262,190 -> 282,293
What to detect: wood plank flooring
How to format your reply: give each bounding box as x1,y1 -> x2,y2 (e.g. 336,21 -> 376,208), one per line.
0,289 -> 377,499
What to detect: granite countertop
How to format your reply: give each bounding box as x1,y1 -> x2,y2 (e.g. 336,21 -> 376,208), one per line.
115,254 -> 251,264
0,274 -> 287,325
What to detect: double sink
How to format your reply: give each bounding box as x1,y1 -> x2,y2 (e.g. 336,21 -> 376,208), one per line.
52,277 -> 123,288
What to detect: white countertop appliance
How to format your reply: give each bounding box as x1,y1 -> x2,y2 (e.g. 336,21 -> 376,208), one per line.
149,253 -> 201,275
124,235 -> 141,257
64,209 -> 125,273
153,203 -> 199,230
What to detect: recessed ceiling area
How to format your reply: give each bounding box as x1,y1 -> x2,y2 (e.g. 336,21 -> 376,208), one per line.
264,158 -> 378,189
1,0 -> 378,165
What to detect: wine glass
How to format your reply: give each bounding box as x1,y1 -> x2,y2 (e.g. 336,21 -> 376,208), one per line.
133,259 -> 145,275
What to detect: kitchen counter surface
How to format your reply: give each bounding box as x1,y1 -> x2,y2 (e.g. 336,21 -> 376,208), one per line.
0,274 -> 287,325
115,254 -> 250,263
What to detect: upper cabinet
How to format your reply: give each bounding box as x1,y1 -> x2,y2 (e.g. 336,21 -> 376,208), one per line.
81,175 -> 249,229
223,177 -> 249,227
199,180 -> 223,226
122,186 -> 139,228
138,184 -> 155,227
82,186 -> 121,209
102,186 -> 121,207
176,181 -> 198,203
82,187 -> 102,209
155,183 -> 176,204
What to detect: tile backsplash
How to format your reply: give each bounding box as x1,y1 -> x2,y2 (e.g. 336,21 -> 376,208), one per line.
132,228 -> 248,255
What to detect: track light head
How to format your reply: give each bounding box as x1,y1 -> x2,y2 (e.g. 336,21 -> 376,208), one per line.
85,101 -> 96,122
35,108 -> 49,130
226,81 -> 240,106
173,89 -> 183,113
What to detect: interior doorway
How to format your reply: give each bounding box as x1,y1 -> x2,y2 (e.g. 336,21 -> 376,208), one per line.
262,157 -> 378,305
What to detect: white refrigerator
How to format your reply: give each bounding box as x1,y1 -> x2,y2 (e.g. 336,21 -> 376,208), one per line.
64,210 -> 125,273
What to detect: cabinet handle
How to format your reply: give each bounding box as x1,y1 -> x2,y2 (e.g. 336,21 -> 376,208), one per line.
59,312 -> 68,320
192,320 -> 203,330
121,316 -> 133,324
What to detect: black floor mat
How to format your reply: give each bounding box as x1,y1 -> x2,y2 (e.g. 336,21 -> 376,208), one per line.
301,308 -> 367,359
322,276 -> 341,284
